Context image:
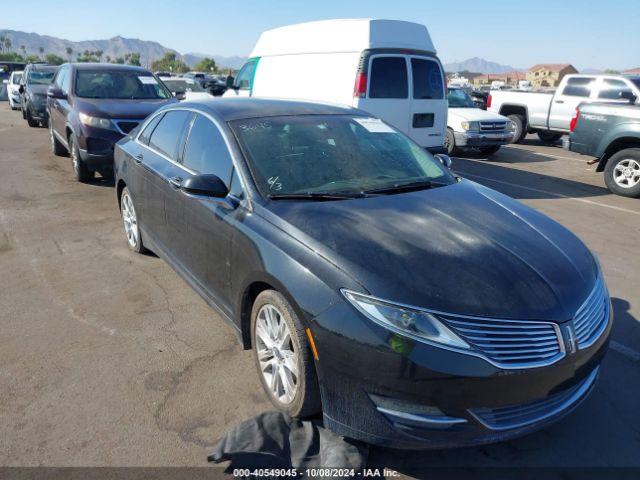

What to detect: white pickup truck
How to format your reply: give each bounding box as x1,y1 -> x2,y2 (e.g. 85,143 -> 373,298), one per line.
487,74 -> 640,143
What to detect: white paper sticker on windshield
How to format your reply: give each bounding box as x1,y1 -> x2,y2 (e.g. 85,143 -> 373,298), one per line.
354,117 -> 395,133
138,76 -> 158,84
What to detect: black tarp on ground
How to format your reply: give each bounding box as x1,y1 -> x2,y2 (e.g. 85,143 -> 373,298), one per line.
208,411 -> 368,470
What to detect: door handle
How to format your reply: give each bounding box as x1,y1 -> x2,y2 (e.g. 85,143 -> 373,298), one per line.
169,176 -> 183,189
554,100 -> 564,104
134,153 -> 143,164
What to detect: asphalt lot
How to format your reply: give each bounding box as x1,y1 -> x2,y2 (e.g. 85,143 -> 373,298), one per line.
0,103 -> 638,473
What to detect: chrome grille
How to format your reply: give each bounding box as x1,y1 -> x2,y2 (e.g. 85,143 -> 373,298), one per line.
469,367 -> 599,430
574,279 -> 609,349
443,315 -> 564,369
479,121 -> 507,132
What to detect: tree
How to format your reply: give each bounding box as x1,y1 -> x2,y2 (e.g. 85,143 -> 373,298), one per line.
105,55 -> 112,63
604,69 -> 620,74
0,36 -> 5,53
0,52 -> 23,62
44,53 -> 65,65
26,54 -> 41,63
4,38 -> 11,53
127,52 -> 141,66
95,50 -> 104,62
66,46 -> 73,61
38,46 -> 44,59
150,52 -> 188,73
20,45 -> 26,57
194,57 -> 217,72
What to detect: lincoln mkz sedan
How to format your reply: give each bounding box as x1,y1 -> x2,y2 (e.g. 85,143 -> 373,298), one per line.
114,98 -> 611,448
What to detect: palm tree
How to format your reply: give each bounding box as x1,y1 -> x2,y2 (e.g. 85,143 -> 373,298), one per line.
0,36 -> 5,54
20,45 -> 26,57
95,50 -> 103,62
38,46 -> 44,59
66,47 -> 73,61
4,38 -> 11,53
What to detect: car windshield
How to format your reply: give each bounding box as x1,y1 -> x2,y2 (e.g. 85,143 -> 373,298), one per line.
74,70 -> 172,99
231,115 -> 455,198
162,79 -> 205,92
12,73 -> 23,84
28,69 -> 56,85
447,89 -> 476,108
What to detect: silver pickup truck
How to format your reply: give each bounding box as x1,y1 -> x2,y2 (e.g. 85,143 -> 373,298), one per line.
487,74 -> 640,144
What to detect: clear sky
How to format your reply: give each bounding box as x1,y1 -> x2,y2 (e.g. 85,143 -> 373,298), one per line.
5,0 -> 640,70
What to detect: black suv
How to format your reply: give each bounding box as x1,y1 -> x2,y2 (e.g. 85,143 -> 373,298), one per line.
20,63 -> 58,127
47,63 -> 176,182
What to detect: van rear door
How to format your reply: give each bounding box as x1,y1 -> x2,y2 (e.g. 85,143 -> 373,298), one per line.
357,55 -> 410,134
408,56 -> 446,148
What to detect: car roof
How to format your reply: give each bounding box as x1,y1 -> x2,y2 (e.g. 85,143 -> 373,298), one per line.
175,98 -> 369,121
70,63 -> 151,73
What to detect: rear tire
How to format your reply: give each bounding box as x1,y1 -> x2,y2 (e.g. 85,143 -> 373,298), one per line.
537,131 -> 563,144
251,290 -> 322,418
604,149 -> 640,198
26,107 -> 38,128
478,145 -> 501,156
69,135 -> 94,183
508,114 -> 527,143
50,122 -> 68,156
444,128 -> 458,156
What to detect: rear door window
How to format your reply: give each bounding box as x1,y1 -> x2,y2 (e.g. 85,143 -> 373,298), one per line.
182,114 -> 234,183
561,77 -> 594,97
148,110 -> 191,159
598,79 -> 634,100
411,58 -> 444,100
138,113 -> 164,146
369,57 -> 408,99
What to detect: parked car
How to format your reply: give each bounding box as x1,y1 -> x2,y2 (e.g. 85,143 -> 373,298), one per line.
161,78 -> 213,101
154,71 -> 173,78
565,101 -> 640,197
205,77 -> 227,97
224,19 -> 448,153
445,87 -> 514,156
0,61 -> 26,101
183,72 -> 208,87
488,74 -> 640,144
7,71 -> 23,110
115,97 -> 611,449
19,64 -> 58,127
47,63 -> 175,182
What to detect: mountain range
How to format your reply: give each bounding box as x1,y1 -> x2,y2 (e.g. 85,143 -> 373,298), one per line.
0,29 -> 246,69
443,57 -> 518,74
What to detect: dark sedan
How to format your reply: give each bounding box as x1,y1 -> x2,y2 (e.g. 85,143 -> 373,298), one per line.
114,98 -> 611,448
47,63 -> 176,181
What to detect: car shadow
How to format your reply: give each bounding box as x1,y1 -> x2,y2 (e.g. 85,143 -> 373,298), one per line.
88,176 -> 115,188
451,157 -> 611,200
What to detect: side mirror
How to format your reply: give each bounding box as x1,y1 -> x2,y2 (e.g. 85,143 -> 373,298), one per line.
47,85 -> 66,99
226,76 -> 235,88
174,91 -> 186,100
434,154 -> 452,169
181,174 -> 229,197
18,85 -> 24,94
619,90 -> 637,104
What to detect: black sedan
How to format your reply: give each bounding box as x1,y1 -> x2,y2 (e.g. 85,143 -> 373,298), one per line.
114,98 -> 611,448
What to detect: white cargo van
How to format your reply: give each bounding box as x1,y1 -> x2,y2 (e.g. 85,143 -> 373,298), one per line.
224,19 -> 447,152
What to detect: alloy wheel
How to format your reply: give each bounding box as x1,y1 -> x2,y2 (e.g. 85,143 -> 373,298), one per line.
254,304 -> 299,405
70,139 -> 79,174
613,159 -> 640,189
121,191 -> 139,248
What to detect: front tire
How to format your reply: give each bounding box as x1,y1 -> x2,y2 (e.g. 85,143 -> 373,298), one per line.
120,187 -> 147,253
251,290 -> 321,418
604,149 -> 640,198
69,135 -> 94,183
444,128 -> 458,156
26,107 -> 38,128
537,131 -> 563,144
508,114 -> 527,143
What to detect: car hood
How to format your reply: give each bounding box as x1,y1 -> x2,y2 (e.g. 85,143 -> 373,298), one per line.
73,98 -> 176,119
262,180 -> 597,321
448,107 -> 509,122
27,84 -> 49,95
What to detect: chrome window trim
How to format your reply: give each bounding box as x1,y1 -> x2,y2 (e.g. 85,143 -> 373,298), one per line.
341,288 -> 566,370
133,106 -> 250,195
469,366 -> 599,431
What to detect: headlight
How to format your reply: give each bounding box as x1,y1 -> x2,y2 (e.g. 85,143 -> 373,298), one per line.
79,112 -> 115,130
342,290 -> 470,350
460,121 -> 480,132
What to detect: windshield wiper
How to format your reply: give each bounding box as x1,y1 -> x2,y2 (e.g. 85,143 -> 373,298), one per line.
363,180 -> 446,195
268,192 -> 366,201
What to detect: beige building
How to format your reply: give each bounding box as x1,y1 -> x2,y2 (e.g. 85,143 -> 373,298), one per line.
470,71 -> 525,87
526,64 -> 578,87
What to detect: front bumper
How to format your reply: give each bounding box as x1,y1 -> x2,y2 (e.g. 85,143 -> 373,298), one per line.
8,92 -> 21,105
76,125 -> 126,172
27,101 -> 48,121
454,130 -> 514,148
312,300 -> 612,449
